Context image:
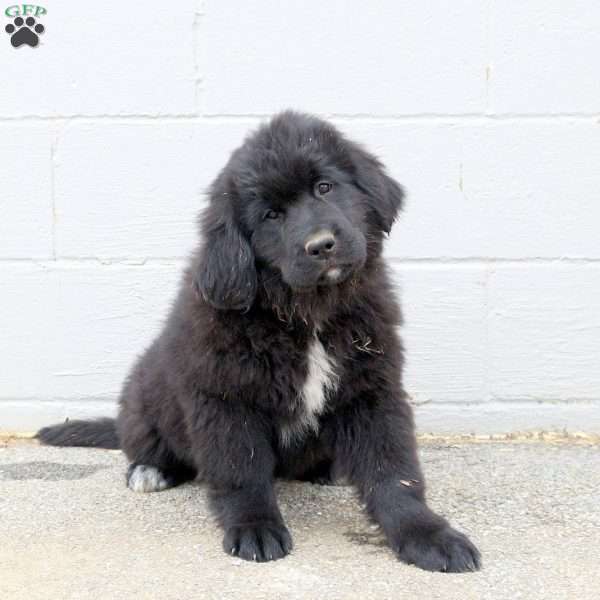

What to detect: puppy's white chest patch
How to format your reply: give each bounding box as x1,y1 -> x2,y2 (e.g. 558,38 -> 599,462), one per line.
302,336 -> 338,416
281,334 -> 338,445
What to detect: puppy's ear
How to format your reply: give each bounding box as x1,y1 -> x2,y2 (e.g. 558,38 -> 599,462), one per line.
350,144 -> 404,234
195,190 -> 257,311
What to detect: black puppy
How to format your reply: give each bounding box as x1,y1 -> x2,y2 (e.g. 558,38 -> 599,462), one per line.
38,111 -> 480,571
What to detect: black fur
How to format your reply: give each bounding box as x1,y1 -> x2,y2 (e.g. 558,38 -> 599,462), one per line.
37,111 -> 480,571
37,418 -> 119,449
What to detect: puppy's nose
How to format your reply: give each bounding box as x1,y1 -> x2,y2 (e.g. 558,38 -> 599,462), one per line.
304,231 -> 336,258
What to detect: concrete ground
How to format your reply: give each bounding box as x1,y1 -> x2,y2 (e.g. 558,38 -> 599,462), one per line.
1,439 -> 598,600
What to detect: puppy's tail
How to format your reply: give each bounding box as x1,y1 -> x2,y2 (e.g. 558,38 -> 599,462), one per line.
37,418 -> 120,449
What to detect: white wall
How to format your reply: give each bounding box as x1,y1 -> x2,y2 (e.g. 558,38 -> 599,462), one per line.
1,1 -> 599,434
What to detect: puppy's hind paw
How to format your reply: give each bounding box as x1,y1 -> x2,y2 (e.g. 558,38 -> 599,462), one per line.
126,464 -> 170,493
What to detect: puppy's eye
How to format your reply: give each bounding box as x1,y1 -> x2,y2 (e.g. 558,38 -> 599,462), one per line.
263,209 -> 281,220
316,181 -> 333,196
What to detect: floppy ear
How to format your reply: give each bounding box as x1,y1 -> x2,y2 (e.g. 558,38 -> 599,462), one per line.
350,144 -> 405,234
195,192 -> 257,311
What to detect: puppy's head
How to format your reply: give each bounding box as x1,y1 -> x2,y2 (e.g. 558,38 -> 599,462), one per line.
196,111 -> 404,310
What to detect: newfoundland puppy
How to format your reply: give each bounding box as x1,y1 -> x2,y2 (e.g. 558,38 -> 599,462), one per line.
38,111 -> 480,572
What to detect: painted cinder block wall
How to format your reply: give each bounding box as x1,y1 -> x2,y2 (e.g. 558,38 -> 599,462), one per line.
1,1 -> 599,434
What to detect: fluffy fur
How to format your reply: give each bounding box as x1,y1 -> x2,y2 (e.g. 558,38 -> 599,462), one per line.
37,111 -> 480,571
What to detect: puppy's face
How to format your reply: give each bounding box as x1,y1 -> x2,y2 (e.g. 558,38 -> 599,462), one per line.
244,166 -> 368,290
196,112 -> 404,310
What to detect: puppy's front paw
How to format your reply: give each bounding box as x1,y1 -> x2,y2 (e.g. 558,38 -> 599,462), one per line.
392,524 -> 481,573
223,522 -> 293,562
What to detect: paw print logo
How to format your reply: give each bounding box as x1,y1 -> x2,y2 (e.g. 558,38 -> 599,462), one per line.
5,16 -> 45,47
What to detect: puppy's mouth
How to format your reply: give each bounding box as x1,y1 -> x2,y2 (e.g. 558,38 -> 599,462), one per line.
292,263 -> 356,290
316,264 -> 351,286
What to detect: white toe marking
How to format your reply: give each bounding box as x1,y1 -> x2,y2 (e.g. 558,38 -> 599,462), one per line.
128,465 -> 169,493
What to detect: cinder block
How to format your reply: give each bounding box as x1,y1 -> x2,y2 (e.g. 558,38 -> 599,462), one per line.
339,121 -> 483,259
54,121 -> 252,258
489,264 -> 600,400
0,124 -> 54,258
341,120 -> 600,259
0,262 -> 181,401
393,263 -> 488,404
491,2 -> 600,113
415,401 -> 600,435
460,121 -> 600,258
202,2 -> 487,115
0,1 -> 197,117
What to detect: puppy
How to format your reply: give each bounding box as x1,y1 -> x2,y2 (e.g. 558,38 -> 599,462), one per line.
38,111 -> 480,571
